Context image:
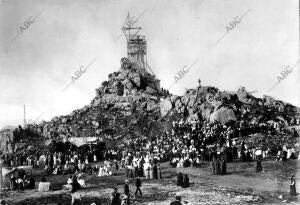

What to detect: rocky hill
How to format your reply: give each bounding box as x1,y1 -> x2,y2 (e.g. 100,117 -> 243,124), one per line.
161,85 -> 299,127
41,57 -> 299,142
2,57 -> 299,154
41,58 -> 168,142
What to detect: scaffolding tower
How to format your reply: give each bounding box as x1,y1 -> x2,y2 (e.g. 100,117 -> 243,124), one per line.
122,13 -> 155,75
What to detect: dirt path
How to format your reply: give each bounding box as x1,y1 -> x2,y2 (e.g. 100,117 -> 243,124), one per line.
173,160 -> 300,203
1,160 -> 299,204
177,167 -> 289,192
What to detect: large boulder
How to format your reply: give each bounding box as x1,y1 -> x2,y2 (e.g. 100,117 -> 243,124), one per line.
160,99 -> 173,116
175,98 -> 185,113
188,95 -> 197,107
124,79 -> 134,90
102,93 -> 117,102
145,86 -> 157,94
181,95 -> 190,106
129,73 -> 142,88
115,82 -> 124,96
170,95 -> 179,105
210,107 -> 237,124
199,102 -> 214,121
93,98 -> 101,106
147,100 -> 158,111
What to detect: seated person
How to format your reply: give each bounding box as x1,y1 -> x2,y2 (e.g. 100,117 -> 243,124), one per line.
182,174 -> 190,188
10,175 -> 17,190
24,176 -> 35,189
108,169 -> 114,176
18,169 -> 25,179
67,175 -> 73,185
71,193 -> 82,205
177,158 -> 184,168
28,176 -> 35,189
16,177 -> 24,190
77,176 -> 86,188
170,195 -> 182,205
52,166 -> 61,175
56,166 -> 62,175
41,176 -> 47,182
71,175 -> 81,193
176,172 -> 183,186
98,166 -> 104,176
62,175 -> 73,190
183,159 -> 190,167
92,165 -> 98,175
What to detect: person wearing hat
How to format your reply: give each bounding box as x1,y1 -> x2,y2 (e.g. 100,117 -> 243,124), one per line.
71,175 -> 80,193
232,140 -> 238,161
153,163 -> 158,179
290,175 -> 296,196
221,156 -> 226,175
150,163 -> 154,179
28,175 -> 35,189
71,193 -> 82,205
282,144 -> 288,162
182,174 -> 189,188
125,165 -> 129,178
157,163 -> 162,179
124,180 -> 130,197
10,174 -> 17,190
121,194 -> 130,205
211,158 -> 216,175
215,158 -> 221,175
170,195 -> 182,205
176,172 -> 183,186
255,149 -> 262,173
111,187 -> 121,205
241,141 -> 246,162
135,177 -> 142,197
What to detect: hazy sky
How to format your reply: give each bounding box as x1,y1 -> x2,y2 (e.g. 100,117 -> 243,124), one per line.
0,0 -> 299,129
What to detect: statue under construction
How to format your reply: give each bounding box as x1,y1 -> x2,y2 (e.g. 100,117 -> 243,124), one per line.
121,13 -> 155,75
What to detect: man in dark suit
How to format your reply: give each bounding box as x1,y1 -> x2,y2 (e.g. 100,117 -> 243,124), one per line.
124,180 -> 130,197
111,187 -> 121,205
176,172 -> 183,186
170,196 -> 182,205
135,177 -> 142,197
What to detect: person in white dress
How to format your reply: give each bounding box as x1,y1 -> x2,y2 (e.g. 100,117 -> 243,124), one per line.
98,165 -> 104,176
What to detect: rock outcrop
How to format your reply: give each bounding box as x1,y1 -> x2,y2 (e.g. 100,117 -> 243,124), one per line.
2,57 -> 299,154
35,59 -> 300,142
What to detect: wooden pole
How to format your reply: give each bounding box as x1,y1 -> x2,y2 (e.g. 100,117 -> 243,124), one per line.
24,104 -> 26,128
0,159 -> 3,191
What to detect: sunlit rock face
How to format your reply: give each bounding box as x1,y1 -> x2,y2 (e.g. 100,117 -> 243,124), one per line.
8,57 -> 298,151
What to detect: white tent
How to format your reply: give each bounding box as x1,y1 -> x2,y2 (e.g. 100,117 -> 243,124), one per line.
68,137 -> 100,147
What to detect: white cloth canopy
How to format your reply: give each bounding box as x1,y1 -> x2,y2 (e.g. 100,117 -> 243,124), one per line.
255,150 -> 262,156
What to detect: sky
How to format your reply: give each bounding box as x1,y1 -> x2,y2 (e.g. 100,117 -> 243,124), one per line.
0,0 -> 299,129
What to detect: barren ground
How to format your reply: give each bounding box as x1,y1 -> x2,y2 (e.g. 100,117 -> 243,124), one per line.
1,159 -> 299,204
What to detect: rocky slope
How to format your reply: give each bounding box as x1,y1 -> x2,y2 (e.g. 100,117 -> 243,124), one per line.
2,57 -> 299,153
43,57 -> 299,141
41,58 -> 169,142
161,85 -> 299,127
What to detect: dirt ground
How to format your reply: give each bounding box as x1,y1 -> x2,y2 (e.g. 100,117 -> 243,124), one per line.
1,159 -> 299,205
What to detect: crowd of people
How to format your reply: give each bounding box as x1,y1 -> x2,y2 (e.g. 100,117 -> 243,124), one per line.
1,113 -> 299,205
176,172 -> 190,188
3,116 -> 299,179
116,118 -> 270,175
9,170 -> 35,191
